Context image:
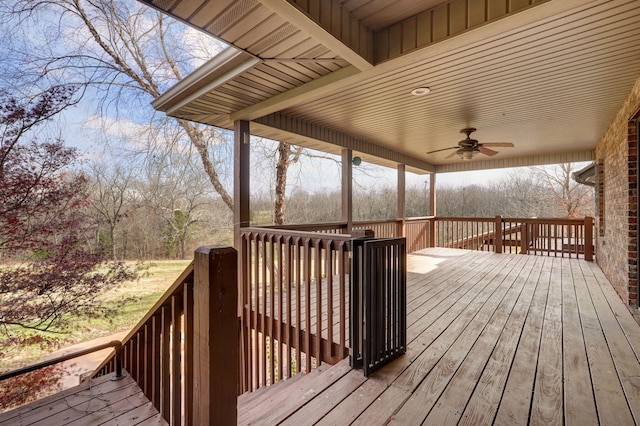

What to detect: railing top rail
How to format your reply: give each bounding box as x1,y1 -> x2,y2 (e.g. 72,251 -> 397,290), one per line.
240,226 -> 353,242
116,260 -> 194,345
432,216 -> 590,225
1,340 -> 123,382
403,216 -> 435,222
352,219 -> 401,225
91,260 -> 194,377
434,216 -> 497,222
501,217 -> 590,224
252,222 -> 348,231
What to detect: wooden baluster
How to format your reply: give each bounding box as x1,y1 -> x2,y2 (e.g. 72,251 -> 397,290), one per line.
327,241 -> 334,362
160,305 -> 171,418
260,234 -> 267,388
277,235 -> 283,382
183,281 -> 194,426
151,315 -> 161,410
295,238 -> 302,374
252,236 -> 259,390
170,292 -> 183,425
144,324 -> 153,396
339,241 -> 347,359
268,235 -> 275,386
285,237 -> 293,378
314,239 -> 322,365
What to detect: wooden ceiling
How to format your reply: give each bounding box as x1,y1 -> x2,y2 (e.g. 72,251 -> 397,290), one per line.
143,0 -> 640,174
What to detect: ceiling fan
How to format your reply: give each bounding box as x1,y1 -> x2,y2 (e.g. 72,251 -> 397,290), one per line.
427,128 -> 515,160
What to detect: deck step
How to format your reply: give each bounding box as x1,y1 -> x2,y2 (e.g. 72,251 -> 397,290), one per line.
238,359 -> 352,425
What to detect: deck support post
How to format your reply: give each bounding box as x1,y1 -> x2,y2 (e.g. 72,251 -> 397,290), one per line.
234,120 -> 250,393
397,163 -> 405,238
494,215 -> 503,253
234,120 -> 250,248
585,216 -> 594,261
192,246 -> 238,426
342,149 -> 353,233
429,173 -> 436,216
429,219 -> 436,248
520,223 -> 529,255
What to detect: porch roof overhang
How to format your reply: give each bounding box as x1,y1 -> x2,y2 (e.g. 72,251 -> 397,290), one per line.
573,161 -> 597,186
144,0 -> 640,174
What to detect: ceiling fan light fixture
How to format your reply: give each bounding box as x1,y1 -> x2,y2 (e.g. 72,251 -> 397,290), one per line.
411,87 -> 431,96
458,149 -> 476,160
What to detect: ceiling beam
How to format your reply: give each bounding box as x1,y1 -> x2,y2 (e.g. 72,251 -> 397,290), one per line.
253,113 -> 435,173
435,150 -> 596,173
258,0 -> 374,71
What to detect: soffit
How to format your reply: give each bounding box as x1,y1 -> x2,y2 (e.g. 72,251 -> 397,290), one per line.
278,0 -> 640,171
147,0 -> 640,173
341,0 -> 447,31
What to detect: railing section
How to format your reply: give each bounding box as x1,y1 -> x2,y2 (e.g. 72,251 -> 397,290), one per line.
93,246 -> 238,425
403,217 -> 433,252
431,216 -> 594,260
501,217 -> 594,259
350,237 -> 407,376
353,219 -> 401,239
434,216 -> 499,251
350,216 -> 593,260
239,228 -> 351,393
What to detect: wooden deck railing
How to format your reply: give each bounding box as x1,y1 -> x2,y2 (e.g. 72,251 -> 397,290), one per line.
431,216 -> 594,259
348,216 -> 594,260
500,217 -> 594,259
93,246 -> 238,425
238,228 -> 351,393
353,219 -> 402,239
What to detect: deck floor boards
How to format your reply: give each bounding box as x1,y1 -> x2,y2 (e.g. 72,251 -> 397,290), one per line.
0,371 -> 166,426
239,249 -> 640,425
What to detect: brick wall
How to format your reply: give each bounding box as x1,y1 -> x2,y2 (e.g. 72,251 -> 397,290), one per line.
595,75 -> 640,309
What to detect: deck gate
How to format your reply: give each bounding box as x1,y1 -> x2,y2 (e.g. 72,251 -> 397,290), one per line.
350,237 -> 407,376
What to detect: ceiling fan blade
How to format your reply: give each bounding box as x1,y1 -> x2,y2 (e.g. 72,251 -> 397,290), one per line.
478,146 -> 499,156
481,142 -> 514,147
426,146 -> 458,154
445,150 -> 459,159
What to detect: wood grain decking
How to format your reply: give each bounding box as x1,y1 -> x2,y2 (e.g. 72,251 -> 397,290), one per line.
0,371 -> 166,426
238,249 -> 640,425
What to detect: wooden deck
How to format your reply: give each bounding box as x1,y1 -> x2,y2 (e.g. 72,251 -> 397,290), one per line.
0,371 -> 166,425
238,248 -> 640,425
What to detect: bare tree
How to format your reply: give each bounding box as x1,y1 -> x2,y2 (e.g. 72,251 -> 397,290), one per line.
273,143 -> 303,224
497,171 -> 548,217
533,163 -> 594,217
4,0 -> 234,208
143,150 -> 212,259
89,162 -> 135,260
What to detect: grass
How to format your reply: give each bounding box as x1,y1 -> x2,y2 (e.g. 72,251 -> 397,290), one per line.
0,259 -> 191,372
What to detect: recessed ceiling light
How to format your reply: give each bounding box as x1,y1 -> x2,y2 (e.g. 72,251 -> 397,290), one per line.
411,87 -> 431,96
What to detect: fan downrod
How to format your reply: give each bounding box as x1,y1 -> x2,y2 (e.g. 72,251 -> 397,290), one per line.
460,127 -> 477,138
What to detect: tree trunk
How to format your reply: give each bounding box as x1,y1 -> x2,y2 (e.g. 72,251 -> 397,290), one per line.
274,142 -> 302,225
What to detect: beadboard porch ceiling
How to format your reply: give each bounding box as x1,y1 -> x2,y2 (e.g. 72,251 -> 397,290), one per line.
143,0 -> 640,174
